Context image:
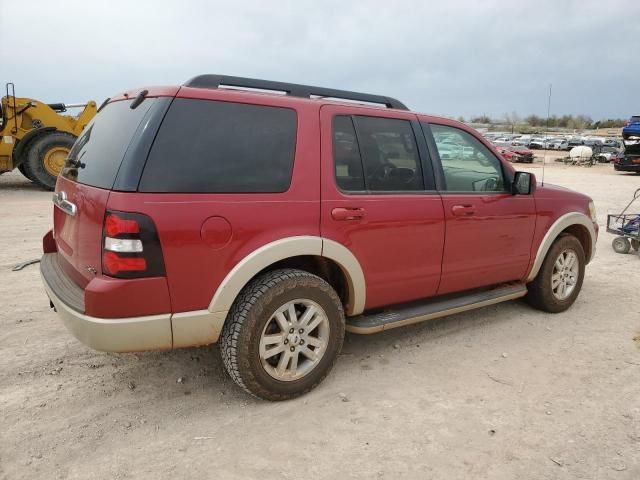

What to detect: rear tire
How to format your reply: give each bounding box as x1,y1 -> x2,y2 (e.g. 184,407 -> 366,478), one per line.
25,132 -> 76,190
220,269 -> 345,401
630,239 -> 639,252
612,236 -> 631,254
526,234 -> 585,313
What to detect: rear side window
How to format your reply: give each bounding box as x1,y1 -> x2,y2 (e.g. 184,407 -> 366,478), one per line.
332,115 -> 424,193
139,99 -> 297,193
63,99 -> 156,189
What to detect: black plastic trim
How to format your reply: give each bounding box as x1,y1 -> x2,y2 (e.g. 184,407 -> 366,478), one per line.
411,119 -> 436,191
40,253 -> 85,313
112,97 -> 174,192
184,74 -> 408,110
101,210 -> 166,279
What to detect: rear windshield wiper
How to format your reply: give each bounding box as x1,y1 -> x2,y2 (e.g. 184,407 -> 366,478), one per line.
67,151 -> 87,169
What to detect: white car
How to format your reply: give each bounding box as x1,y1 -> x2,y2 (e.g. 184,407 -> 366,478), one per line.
511,137 -> 531,146
548,139 -> 569,150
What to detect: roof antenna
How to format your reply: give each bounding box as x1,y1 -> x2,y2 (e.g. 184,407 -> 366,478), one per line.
541,83 -> 552,186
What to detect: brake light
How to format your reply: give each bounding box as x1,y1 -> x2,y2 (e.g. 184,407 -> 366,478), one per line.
103,251 -> 147,273
105,214 -> 140,236
101,210 -> 165,278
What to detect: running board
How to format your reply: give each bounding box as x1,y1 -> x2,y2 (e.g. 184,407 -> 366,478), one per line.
346,283 -> 528,334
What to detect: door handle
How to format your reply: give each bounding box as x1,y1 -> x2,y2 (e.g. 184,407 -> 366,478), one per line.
451,204 -> 476,216
331,207 -> 366,221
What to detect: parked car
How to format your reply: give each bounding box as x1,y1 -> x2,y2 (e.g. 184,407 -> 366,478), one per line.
623,115 -> 640,138
568,138 -> 584,147
511,136 -> 531,147
603,138 -> 621,148
548,139 -> 570,151
583,138 -> 604,148
595,146 -> 623,163
40,74 -> 598,400
529,138 -> 549,149
614,155 -> 640,173
496,145 -> 534,163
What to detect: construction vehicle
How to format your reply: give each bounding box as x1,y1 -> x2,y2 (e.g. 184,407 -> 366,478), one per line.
0,83 -> 97,190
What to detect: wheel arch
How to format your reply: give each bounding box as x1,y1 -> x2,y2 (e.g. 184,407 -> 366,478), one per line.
526,212 -> 596,282
208,236 -> 366,317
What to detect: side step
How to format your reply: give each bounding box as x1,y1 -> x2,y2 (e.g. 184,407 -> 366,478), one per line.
346,283 -> 527,334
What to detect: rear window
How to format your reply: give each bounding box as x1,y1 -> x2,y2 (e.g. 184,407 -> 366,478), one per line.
62,98 -> 156,189
138,99 -> 297,193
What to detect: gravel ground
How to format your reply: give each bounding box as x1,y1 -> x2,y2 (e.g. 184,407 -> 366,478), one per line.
1,163 -> 639,480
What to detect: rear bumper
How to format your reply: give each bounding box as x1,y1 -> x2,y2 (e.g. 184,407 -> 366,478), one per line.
40,253 -> 172,352
614,163 -> 640,172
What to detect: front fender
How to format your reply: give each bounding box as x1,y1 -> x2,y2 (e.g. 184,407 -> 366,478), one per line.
526,212 -> 596,282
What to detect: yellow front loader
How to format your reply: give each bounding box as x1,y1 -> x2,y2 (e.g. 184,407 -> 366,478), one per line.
0,83 -> 97,190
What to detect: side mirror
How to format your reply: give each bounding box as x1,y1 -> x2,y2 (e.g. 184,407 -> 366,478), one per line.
512,171 -> 535,195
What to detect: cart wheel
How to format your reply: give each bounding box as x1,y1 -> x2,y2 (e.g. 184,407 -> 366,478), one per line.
631,239 -> 640,252
612,236 -> 631,254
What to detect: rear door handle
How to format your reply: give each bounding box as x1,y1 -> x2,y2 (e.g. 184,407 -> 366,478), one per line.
451,204 -> 476,216
331,207 -> 366,221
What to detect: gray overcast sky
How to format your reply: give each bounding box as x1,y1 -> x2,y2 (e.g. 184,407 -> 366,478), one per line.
1,0 -> 637,120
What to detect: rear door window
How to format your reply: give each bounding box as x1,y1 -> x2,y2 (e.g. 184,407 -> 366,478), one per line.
63,99 -> 156,189
139,99 -> 297,193
332,114 -> 424,192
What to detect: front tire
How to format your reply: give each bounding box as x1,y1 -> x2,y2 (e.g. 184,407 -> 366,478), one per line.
25,132 -> 76,190
220,269 -> 345,401
526,234 -> 585,313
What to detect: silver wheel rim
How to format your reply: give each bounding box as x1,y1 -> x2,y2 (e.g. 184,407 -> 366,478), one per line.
551,249 -> 579,300
259,299 -> 330,382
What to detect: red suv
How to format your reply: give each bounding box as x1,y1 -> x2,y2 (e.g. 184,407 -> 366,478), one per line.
41,75 -> 598,400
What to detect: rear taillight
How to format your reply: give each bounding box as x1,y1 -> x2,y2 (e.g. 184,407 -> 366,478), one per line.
101,210 -> 165,278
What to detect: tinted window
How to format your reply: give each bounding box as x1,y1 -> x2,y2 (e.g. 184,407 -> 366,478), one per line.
333,116 -> 365,191
62,99 -> 156,189
429,124 -> 506,192
139,99 -> 296,193
332,115 -> 424,192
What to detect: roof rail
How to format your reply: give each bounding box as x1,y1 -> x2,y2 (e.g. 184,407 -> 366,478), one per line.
183,74 -> 408,110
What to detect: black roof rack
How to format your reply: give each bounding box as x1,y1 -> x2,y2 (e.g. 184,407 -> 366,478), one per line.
183,74 -> 408,110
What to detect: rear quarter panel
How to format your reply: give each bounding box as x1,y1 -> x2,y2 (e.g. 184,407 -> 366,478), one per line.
107,95 -> 321,313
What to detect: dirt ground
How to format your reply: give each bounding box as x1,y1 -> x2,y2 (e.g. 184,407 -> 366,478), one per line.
1,162 -> 639,480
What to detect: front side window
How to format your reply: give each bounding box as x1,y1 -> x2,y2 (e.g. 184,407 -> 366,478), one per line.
139,99 -> 297,193
332,115 -> 424,192
429,124 -> 506,193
